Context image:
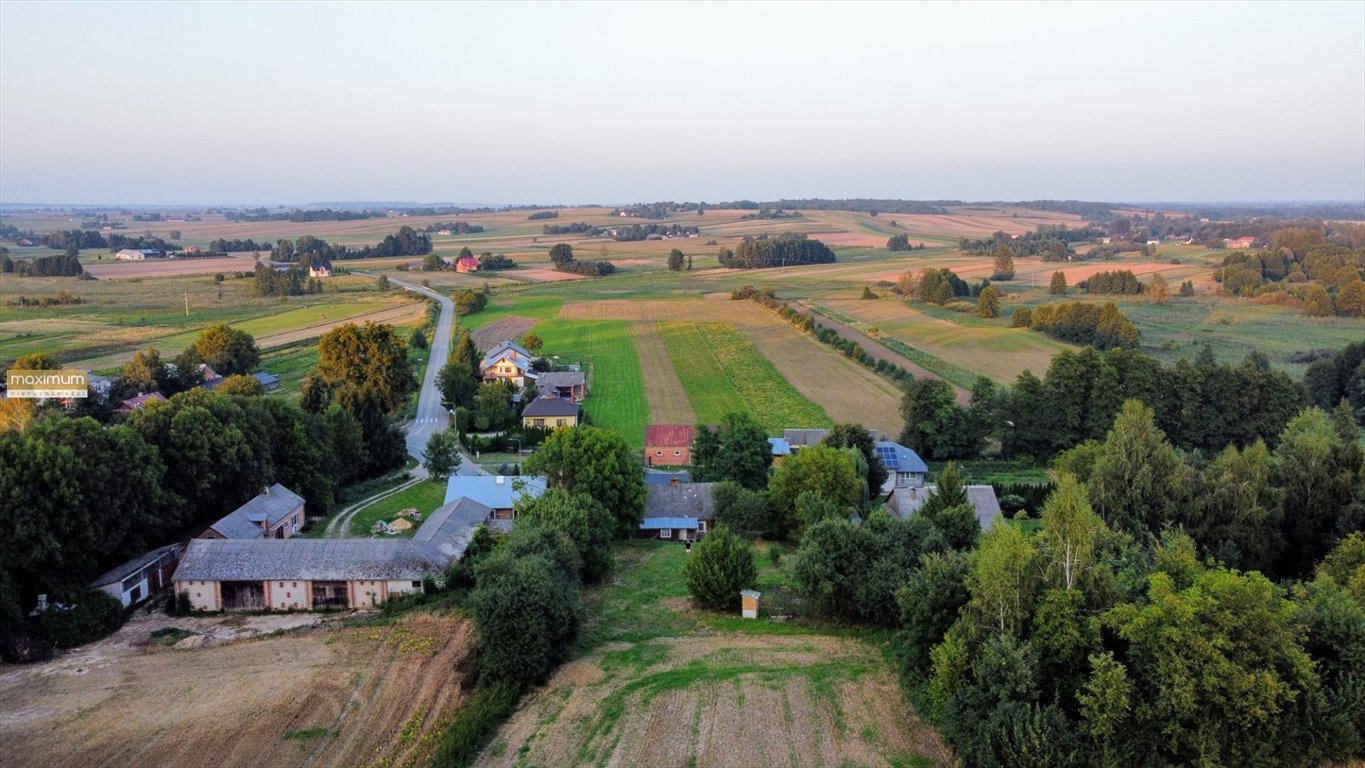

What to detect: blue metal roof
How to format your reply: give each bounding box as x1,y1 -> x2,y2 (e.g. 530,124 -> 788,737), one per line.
640,517 -> 699,530
874,440 -> 928,473
768,437 -> 791,456
443,475 -> 547,509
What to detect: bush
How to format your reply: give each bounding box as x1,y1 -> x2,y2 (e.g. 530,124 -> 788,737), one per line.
430,682 -> 521,768
684,526 -> 757,611
28,591 -> 126,649
711,482 -> 774,539
468,538 -> 581,687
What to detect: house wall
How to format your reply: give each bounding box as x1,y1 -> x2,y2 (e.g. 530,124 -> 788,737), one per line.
179,579 -> 222,611
387,580 -> 423,597
351,579 -> 388,608
267,579 -> 312,610
645,443 -> 691,466
523,415 -> 577,429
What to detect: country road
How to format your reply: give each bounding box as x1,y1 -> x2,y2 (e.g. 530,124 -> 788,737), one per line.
385,276 -> 485,477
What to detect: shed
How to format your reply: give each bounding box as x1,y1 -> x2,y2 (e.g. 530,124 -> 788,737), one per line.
740,589 -> 761,619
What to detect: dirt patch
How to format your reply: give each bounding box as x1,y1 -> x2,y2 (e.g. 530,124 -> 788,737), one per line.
0,611 -> 471,768
471,316 -> 538,351
85,256 -> 261,279
514,268 -> 589,283
477,633 -> 951,768
631,323 -> 695,426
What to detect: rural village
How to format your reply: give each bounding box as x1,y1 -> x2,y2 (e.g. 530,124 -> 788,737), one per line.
3,3 -> 1365,768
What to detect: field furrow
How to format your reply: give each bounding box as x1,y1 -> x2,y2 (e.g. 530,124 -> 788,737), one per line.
630,323 -> 696,426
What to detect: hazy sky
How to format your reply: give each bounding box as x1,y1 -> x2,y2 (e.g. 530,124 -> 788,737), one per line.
2,1 -> 1362,205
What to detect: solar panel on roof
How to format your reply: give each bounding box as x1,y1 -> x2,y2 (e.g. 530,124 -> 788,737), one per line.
875,445 -> 900,469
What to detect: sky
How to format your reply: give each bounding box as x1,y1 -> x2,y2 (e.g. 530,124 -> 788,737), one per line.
1,1 -> 1363,206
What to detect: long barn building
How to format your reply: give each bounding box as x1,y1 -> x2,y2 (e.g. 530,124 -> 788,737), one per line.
173,497 -> 492,611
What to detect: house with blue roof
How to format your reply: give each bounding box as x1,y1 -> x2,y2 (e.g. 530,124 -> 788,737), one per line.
874,440 -> 928,492
443,474 -> 547,530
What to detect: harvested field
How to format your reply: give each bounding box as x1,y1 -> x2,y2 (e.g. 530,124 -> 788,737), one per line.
824,299 -> 1075,384
631,323 -> 695,425
559,298 -> 773,324
514,268 -> 588,282
0,612 -> 472,768
69,299 -> 425,371
659,321 -> 829,434
789,304 -> 971,403
471,315 -> 538,350
84,255 -> 260,279
735,314 -> 905,437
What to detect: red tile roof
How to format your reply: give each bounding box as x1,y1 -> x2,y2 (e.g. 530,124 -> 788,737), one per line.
645,424 -> 695,447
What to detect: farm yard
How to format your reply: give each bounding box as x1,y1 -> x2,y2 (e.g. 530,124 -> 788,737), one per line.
476,541 -> 952,768
0,611 -> 471,768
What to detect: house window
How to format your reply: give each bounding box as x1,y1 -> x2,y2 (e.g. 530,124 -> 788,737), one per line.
698,521 -> 707,533
412,581 -> 422,588
556,419 -> 566,427
660,529 -> 672,539
656,450 -> 663,456
534,418 -> 545,428
673,450 -> 681,456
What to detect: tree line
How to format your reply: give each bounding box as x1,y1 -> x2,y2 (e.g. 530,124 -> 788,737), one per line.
900,343 -> 1323,463
548,243 -> 615,276
225,208 -> 379,222
269,226 -> 432,266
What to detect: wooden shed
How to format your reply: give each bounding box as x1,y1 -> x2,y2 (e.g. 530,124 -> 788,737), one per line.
740,589 -> 761,619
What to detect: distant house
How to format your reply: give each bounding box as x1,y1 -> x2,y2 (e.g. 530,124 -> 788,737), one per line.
308,263 -> 332,277
537,370 -> 586,402
873,440 -> 928,492
198,364 -> 221,383
885,484 -> 1003,532
253,371 -> 280,391
114,391 -> 167,415
200,484 -> 306,540
1224,236 -> 1257,249
522,393 -> 580,429
1145,239 -> 1161,246
89,543 -> 183,608
637,479 -> 717,541
115,248 -> 162,260
455,255 -> 479,273
645,424 -> 695,467
481,340 -> 536,388
443,474 -> 548,529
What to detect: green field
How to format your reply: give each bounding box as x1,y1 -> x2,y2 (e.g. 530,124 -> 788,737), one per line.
540,319 -> 649,448
659,321 -> 831,434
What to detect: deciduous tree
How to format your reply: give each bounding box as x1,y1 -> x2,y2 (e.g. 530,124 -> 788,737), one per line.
684,526 -> 757,611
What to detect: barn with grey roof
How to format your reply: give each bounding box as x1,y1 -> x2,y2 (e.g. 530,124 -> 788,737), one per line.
174,496 -> 494,612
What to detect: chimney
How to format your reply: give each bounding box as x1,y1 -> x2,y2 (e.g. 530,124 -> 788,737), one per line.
261,486 -> 270,496
36,594 -> 48,612
495,476 -> 505,485
670,477 -> 679,487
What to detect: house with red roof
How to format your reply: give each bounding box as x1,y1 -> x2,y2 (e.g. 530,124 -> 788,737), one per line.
455,255 -> 479,273
645,424 -> 696,467
114,391 -> 167,415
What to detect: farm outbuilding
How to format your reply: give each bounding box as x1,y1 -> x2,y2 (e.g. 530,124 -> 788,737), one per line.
645,424 -> 696,467
172,495 -> 495,612
637,480 -> 716,541
89,543 -> 184,608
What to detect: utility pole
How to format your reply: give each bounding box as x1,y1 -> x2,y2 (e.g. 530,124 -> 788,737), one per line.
184,292 -> 189,317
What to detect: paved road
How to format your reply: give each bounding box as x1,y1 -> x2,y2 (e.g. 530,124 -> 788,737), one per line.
385,275 -> 485,477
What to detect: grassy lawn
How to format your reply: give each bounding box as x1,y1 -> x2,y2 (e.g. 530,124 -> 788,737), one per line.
658,321 -> 830,435
260,341 -> 318,397
346,479 -> 449,537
